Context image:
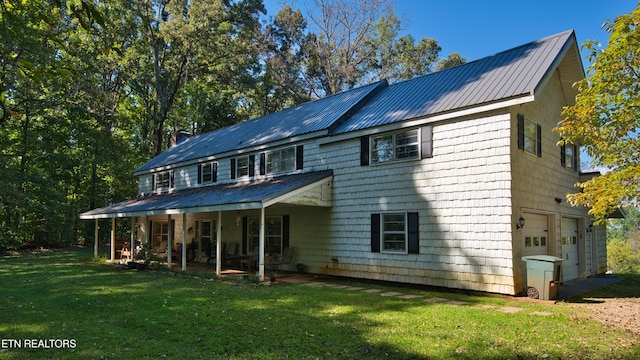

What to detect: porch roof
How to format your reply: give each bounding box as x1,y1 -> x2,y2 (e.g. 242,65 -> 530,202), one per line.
79,170 -> 333,219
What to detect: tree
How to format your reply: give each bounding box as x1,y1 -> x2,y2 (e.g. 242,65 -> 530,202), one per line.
555,4 -> 640,222
130,0 -> 264,155
258,0 -> 464,107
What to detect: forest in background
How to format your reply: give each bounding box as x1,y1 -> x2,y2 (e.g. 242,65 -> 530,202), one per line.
0,0 -> 465,249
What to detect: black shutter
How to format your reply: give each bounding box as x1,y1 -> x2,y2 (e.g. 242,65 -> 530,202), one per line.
536,124 -> 542,157
249,155 -> 255,177
230,159 -> 236,179
296,145 -> 304,170
151,174 -> 156,191
242,217 -> 248,254
212,162 -> 218,182
170,171 -> 175,189
572,145 -> 578,170
360,136 -> 370,166
421,125 -> 433,159
407,212 -> 419,254
517,114 -> 525,150
260,153 -> 266,175
283,215 -> 290,249
371,214 -> 380,252
197,164 -> 202,184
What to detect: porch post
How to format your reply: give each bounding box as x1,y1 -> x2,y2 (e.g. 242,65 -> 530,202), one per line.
94,219 -> 99,258
216,211 -> 222,276
110,218 -> 115,262
181,213 -> 187,271
145,216 -> 150,245
167,215 -> 172,269
258,207 -> 265,281
130,217 -> 135,261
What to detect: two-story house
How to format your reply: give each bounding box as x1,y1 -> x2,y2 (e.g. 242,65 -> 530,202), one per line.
80,30 -> 610,295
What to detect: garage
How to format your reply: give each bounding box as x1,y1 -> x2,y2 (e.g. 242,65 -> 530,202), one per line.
562,218 -> 579,281
522,213 -> 548,257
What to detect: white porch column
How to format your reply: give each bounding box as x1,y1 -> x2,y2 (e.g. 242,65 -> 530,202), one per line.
216,211 -> 222,276
130,217 -> 135,261
110,218 -> 115,262
167,215 -> 172,269
145,216 -> 150,245
94,219 -> 99,258
181,213 -> 187,271
258,207 -> 265,281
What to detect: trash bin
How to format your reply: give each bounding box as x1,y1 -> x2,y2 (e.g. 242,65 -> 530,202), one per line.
521,255 -> 563,300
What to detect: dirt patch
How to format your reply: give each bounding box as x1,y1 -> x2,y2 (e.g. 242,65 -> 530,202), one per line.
569,297 -> 640,335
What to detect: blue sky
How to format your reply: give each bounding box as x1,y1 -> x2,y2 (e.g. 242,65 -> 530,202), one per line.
263,0 -> 636,67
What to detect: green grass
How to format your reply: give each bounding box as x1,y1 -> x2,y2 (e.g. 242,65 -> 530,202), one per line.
0,248 -> 638,359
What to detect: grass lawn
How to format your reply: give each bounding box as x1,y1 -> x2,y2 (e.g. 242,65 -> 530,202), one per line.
0,248 -> 639,359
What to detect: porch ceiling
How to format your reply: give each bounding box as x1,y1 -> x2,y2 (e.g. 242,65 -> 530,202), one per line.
79,170 -> 333,219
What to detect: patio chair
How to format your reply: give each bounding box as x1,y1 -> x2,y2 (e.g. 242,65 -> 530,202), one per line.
223,242 -> 238,267
267,247 -> 294,272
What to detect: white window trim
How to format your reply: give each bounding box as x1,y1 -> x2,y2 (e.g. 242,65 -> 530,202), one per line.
370,129 -> 420,165
200,162 -> 217,184
380,212 -> 408,254
154,170 -> 174,193
266,146 -> 296,175
236,156 -> 250,179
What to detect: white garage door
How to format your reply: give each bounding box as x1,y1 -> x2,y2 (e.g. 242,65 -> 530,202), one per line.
522,213 -> 548,256
562,218 -> 579,281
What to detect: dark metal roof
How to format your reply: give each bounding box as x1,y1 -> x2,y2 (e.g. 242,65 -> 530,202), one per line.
134,30 -> 580,173
79,170 -> 333,219
331,30 -> 578,134
134,81 -> 387,174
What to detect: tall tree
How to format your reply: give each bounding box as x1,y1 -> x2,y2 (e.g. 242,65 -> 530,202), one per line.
555,4 -> 640,221
131,0 -> 264,155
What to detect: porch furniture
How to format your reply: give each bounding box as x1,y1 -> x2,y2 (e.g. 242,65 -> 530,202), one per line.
239,246 -> 258,270
267,247 -> 294,272
223,242 -> 238,267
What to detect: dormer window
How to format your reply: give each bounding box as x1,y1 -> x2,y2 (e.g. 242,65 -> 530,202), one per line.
153,170 -> 174,193
371,129 -> 419,164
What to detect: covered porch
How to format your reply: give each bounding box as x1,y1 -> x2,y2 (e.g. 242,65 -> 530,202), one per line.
79,171 -> 333,281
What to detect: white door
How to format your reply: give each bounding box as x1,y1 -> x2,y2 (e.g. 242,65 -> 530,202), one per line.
522,213 -> 548,256
562,218 -> 579,281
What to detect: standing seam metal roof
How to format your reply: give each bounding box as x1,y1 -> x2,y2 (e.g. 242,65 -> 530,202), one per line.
135,30 -> 577,173
331,30 -> 576,134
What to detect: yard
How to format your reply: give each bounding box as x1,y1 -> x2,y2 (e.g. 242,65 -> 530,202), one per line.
1,248 -> 639,359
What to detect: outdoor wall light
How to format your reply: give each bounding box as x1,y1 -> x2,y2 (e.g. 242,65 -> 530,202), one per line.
587,224 -> 594,233
516,216 -> 526,229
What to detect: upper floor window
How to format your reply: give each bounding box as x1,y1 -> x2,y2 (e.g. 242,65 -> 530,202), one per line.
198,162 -> 217,184
153,170 -> 174,192
236,156 -> 250,178
517,114 -> 541,157
561,142 -> 578,171
267,147 -> 296,174
231,155 -> 255,179
371,129 -> 419,164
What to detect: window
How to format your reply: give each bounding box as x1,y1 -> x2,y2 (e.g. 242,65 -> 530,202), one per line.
517,114 -> 541,157
371,129 -> 419,164
153,171 -> 174,192
382,213 -> 407,252
267,147 -> 295,173
231,156 -> 255,179
371,212 -> 419,254
561,142 -> 578,170
237,157 -> 249,178
524,236 -> 547,248
246,216 -> 287,255
198,162 -> 217,184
